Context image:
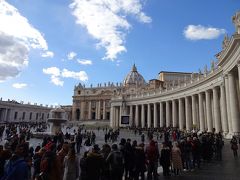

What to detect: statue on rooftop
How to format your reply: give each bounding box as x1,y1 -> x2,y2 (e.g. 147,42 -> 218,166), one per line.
204,65 -> 208,75
211,60 -> 215,71
222,34 -> 230,50
232,11 -> 240,34
198,68 -> 202,75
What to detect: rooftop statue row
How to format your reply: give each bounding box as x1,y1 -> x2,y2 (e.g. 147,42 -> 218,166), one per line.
0,98 -> 56,108
74,82 -> 124,90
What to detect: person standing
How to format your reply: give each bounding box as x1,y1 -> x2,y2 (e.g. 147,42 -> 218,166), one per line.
2,144 -> 29,180
171,142 -> 183,175
160,142 -> 171,177
133,143 -> 146,180
145,134 -> 159,180
106,144 -> 124,180
85,144 -> 104,180
76,131 -> 82,154
63,148 -> 79,180
230,136 -> 238,158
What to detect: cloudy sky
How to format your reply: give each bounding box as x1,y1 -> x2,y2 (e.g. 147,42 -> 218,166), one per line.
0,0 -> 239,105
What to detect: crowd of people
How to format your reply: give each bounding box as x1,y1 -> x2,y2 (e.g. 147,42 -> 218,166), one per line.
0,122 -> 239,180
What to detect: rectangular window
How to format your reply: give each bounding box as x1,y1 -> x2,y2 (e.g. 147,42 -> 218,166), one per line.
14,112 -> 18,120
36,113 -> 38,120
42,113 -> 44,120
30,112 -> 32,120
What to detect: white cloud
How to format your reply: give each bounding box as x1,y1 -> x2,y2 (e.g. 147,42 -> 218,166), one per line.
0,33 -> 28,81
12,83 -> 27,89
43,67 -> 61,77
0,0 -> 52,81
43,67 -> 88,86
43,67 -> 63,86
184,25 -> 226,40
77,59 -> 92,65
41,51 -> 54,58
51,76 -> 64,86
62,69 -> 88,81
67,51 -> 77,60
70,0 -> 151,60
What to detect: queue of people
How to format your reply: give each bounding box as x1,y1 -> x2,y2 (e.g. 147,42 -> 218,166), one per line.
0,123 -> 239,180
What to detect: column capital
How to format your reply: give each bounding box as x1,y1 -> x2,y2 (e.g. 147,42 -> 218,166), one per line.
191,94 -> 197,98
205,89 -> 211,93
213,86 -> 220,90
223,74 -> 228,79
228,71 -> 234,76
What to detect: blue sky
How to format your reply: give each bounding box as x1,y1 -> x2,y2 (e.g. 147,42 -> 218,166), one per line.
0,0 -> 239,105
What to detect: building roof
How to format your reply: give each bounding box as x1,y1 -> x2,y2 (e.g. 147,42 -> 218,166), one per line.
158,71 -> 192,74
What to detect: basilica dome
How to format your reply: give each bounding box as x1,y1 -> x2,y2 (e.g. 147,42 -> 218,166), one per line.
123,64 -> 146,87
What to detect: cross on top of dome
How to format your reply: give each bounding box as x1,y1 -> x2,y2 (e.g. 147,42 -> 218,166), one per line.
132,63 -> 137,72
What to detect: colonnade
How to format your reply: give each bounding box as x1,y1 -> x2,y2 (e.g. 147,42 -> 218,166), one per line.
0,108 -> 10,122
111,66 -> 240,135
73,100 -> 109,121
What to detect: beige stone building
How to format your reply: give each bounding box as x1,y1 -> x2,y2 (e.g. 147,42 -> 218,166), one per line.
0,99 -> 51,123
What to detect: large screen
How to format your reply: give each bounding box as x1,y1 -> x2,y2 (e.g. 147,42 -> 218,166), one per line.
121,115 -> 129,124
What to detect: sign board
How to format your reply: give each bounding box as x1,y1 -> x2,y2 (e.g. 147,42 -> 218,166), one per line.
121,115 -> 129,124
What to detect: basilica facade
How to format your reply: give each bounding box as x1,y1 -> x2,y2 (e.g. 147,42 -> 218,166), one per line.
72,12 -> 240,137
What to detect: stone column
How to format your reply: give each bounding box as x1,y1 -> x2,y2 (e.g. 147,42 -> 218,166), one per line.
185,97 -> 191,131
95,102 -> 98,119
154,103 -> 158,128
225,75 -> 233,134
238,63 -> 240,91
141,104 -> 145,128
103,101 -> 106,120
192,95 -> 197,128
179,98 -> 184,130
160,102 -> 164,127
205,90 -> 213,132
220,84 -> 228,133
147,104 -> 151,128
98,101 -> 101,120
213,87 -> 221,133
198,93 -> 205,132
135,105 -> 139,127
110,106 -> 114,127
2,109 -> 7,122
80,102 -> 85,120
0,109 -> 3,122
228,72 -> 240,134
129,105 -> 133,127
172,100 -> 177,127
119,106 -> 122,127
166,101 -> 170,127
88,101 -> 92,120
115,107 -> 119,128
